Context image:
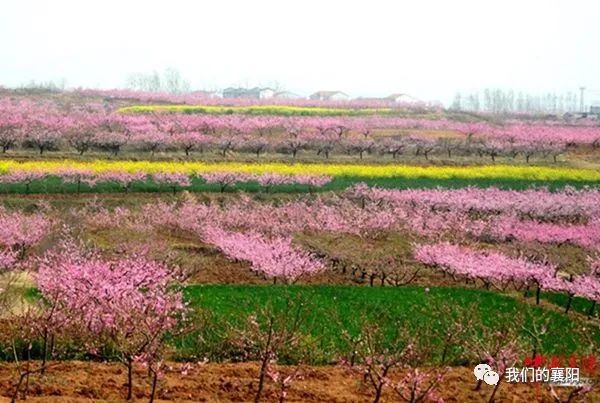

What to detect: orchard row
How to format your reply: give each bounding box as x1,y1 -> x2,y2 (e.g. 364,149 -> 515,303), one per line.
1,186 -> 598,400
2,98 -> 600,160
71,187 -> 600,292
0,169 -> 331,193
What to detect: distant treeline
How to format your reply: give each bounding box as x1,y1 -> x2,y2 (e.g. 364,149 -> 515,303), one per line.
451,89 -> 585,115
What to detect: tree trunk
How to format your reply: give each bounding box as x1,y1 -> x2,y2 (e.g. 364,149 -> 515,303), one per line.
565,293 -> 574,314
25,347 -> 30,399
126,358 -> 133,400
254,321 -> 274,403
588,301 -> 596,318
149,370 -> 158,403
441,342 -> 450,364
373,382 -> 384,403
487,378 -> 502,402
41,328 -> 48,375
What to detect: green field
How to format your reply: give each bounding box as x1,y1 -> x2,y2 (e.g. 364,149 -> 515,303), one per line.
1,175 -> 599,195
9,283 -> 599,365
177,285 -> 599,365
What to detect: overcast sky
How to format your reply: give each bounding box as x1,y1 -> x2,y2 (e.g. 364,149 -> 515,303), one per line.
1,0 -> 600,103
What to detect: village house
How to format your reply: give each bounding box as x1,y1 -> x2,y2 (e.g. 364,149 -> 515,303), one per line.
309,91 -> 349,101
384,93 -> 421,104
273,91 -> 302,99
222,87 -> 275,99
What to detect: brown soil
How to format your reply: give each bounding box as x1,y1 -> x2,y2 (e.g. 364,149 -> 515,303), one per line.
0,361 -> 596,402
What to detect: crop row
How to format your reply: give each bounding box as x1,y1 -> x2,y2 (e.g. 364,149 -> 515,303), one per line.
0,160 -> 598,182
4,188 -> 589,331
3,98 -> 600,150
3,186 -> 599,293
0,169 -> 331,193
118,104 -> 399,116
1,128 -> 577,164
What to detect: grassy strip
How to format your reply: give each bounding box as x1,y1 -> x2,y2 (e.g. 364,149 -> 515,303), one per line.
117,104 -> 403,116
179,285 -> 598,365
542,292 -> 599,318
10,285 -> 597,364
0,176 -> 598,195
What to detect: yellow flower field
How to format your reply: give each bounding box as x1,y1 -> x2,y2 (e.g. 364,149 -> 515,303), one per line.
118,104 -> 397,116
0,160 -> 599,182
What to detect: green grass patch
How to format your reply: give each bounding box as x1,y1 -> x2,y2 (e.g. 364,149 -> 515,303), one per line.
5,285 -> 596,364
0,175 -> 597,195
541,292 -> 599,318
179,284 -> 599,365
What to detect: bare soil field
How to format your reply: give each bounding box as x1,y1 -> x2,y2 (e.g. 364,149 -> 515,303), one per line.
1,362 -> 595,402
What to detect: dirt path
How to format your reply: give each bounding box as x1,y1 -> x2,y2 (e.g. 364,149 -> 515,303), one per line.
0,361 -> 595,402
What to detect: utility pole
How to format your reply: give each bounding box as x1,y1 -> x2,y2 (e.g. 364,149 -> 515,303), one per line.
579,86 -> 586,113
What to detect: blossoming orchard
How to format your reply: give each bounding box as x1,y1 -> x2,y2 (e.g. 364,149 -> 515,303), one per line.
2,10 -> 600,399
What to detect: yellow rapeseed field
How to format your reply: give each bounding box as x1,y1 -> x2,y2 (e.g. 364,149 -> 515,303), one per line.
0,160 -> 599,182
118,104 -> 397,116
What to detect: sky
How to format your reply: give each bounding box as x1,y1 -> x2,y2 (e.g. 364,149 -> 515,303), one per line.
1,0 -> 600,104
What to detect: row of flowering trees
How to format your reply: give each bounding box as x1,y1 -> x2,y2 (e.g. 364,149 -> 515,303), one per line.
346,184 -> 600,250
2,97 -> 599,160
71,185 -> 600,291
201,227 -> 324,283
0,125 -> 574,163
0,215 -> 187,401
74,88 -> 434,109
0,194 -> 597,399
0,207 -> 53,308
354,185 -> 600,220
76,187 -> 600,252
3,95 -> 600,143
414,243 -> 600,316
0,169 -> 332,193
33,237 -> 187,401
